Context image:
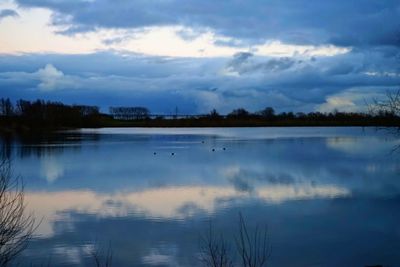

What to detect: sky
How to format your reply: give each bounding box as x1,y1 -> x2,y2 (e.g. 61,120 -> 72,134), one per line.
0,0 -> 399,114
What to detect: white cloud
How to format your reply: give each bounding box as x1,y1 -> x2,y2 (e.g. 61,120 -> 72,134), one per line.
317,87 -> 391,113
318,95 -> 356,112
0,3 -> 102,54
255,40 -> 351,57
0,1 -> 351,58
364,71 -> 400,77
37,64 -> 65,90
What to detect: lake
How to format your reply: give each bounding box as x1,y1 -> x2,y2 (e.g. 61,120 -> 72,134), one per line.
2,127 -> 400,266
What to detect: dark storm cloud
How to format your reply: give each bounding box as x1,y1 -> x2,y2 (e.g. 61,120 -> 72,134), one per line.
0,47 -> 399,113
7,0 -> 399,113
0,9 -> 19,20
227,52 -> 254,68
226,52 -> 296,74
15,0 -> 400,47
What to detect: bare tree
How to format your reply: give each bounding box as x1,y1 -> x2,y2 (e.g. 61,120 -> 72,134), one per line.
235,213 -> 271,267
200,222 -> 234,267
0,159 -> 37,266
368,90 -> 400,130
369,90 -> 400,118
0,99 -> 14,117
368,90 -> 400,151
200,213 -> 271,267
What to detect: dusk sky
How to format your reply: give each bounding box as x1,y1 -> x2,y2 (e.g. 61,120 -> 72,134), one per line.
0,0 -> 399,114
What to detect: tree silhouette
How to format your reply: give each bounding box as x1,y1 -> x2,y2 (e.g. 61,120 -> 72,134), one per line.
370,90 -> 400,120
0,159 -> 37,266
208,109 -> 222,119
0,99 -> 13,117
259,107 -> 275,118
227,108 -> 250,118
200,213 -> 271,267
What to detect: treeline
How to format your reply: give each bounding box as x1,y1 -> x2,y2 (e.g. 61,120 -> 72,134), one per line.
223,107 -> 398,122
106,105 -> 400,127
1,98 -> 400,131
0,98 -> 105,130
145,107 -> 399,127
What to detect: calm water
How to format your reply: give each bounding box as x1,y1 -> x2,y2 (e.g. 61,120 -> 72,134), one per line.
2,127 -> 400,266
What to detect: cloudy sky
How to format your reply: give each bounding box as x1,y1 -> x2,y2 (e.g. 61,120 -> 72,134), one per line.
0,0 -> 399,114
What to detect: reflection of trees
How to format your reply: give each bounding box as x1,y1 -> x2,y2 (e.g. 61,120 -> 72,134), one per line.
0,134 -> 12,161
0,132 -> 101,159
91,242 -> 113,267
0,159 -> 37,266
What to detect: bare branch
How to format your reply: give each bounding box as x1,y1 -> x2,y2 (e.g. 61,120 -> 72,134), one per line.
200,214 -> 271,267
200,221 -> 234,267
235,213 -> 271,267
0,158 -> 39,266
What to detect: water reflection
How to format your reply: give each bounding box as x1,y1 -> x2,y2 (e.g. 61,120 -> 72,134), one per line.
26,184 -> 349,237
1,127 -> 399,266
40,155 -> 65,183
327,136 -> 400,155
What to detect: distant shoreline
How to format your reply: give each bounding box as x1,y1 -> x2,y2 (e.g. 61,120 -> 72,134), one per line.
1,98 -> 399,133
1,117 -> 399,135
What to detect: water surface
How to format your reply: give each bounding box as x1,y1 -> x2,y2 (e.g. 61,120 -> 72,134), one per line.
2,127 -> 400,266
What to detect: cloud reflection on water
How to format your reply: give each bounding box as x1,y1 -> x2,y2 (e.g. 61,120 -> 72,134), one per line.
4,127 -> 400,266
26,184 -> 349,237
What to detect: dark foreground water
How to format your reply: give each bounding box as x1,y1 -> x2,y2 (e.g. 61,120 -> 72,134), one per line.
2,127 -> 400,267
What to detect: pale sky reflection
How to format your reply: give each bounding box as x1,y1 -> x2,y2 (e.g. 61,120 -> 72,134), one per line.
26,184 -> 349,237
